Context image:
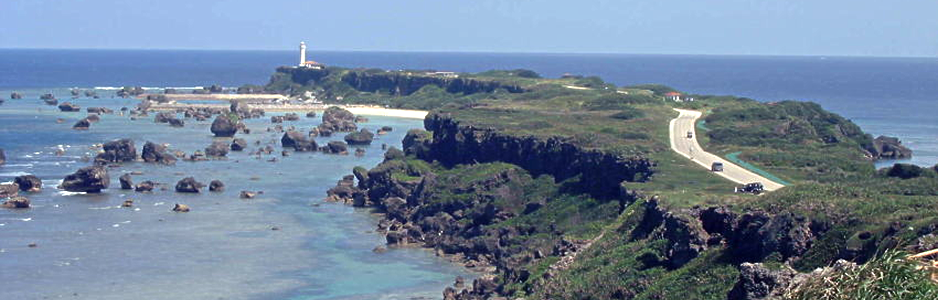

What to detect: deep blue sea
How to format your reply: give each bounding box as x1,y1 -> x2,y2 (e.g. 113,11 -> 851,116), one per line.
0,50 -> 936,299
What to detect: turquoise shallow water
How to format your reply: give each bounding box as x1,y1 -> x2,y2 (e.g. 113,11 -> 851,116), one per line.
0,89 -> 468,300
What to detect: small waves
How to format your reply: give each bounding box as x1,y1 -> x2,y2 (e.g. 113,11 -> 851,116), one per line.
93,86 -> 206,91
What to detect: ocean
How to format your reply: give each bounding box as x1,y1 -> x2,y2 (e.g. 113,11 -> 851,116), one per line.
2,49 -> 934,166
0,50 -> 936,299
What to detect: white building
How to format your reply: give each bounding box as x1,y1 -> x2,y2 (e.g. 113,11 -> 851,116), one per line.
298,42 -> 324,69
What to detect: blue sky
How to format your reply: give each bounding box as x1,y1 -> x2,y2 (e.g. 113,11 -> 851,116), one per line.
2,0 -> 936,57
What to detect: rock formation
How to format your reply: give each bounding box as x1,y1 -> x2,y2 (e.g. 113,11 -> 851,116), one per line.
60,166 -> 110,193
210,115 -> 238,137
14,175 -> 42,192
209,180 -> 225,192
142,142 -> 177,164
94,139 -> 137,164
119,173 -> 134,189
344,129 -> 375,145
175,177 -> 204,193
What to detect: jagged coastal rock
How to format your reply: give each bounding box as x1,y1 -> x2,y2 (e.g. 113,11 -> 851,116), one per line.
209,180 -> 225,192
1,196 -> 30,209
175,177 -> 205,193
864,135 -> 913,159
72,118 -> 92,130
14,175 -> 42,192
57,102 -> 80,112
281,131 -> 317,151
344,129 -> 375,145
119,173 -> 134,190
319,106 -> 358,132
94,139 -> 137,164
210,115 -> 238,137
60,166 -> 110,193
142,141 -> 177,164
204,141 -> 229,157
230,138 -> 248,151
0,183 -> 18,198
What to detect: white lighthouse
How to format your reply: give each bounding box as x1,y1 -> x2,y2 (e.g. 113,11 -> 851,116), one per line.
299,42 -> 307,66
297,42 -> 323,69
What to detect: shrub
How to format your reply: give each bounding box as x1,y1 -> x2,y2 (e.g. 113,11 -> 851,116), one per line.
784,250 -> 938,300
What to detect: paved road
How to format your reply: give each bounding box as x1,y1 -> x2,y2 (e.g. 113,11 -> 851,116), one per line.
669,109 -> 786,191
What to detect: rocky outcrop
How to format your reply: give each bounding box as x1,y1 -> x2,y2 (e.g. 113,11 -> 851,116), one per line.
87,107 -> 113,114
209,180 -> 225,192
94,139 -> 137,164
175,177 -> 204,193
168,118 -> 185,128
281,131 -> 317,151
306,111 -> 317,118
119,173 -> 134,189
864,135 -> 913,160
230,138 -> 248,151
2,196 -> 30,209
154,112 -> 177,123
344,129 -> 375,145
135,181 -> 155,192
60,166 -> 110,193
204,141 -> 229,157
728,262 -> 799,300
423,113 -> 654,199
323,141 -> 349,154
142,141 -> 177,164
10,92 -> 23,100
341,70 -> 524,96
58,102 -> 80,112
172,203 -> 190,212
0,183 -> 18,198
14,175 -> 42,192
319,107 -> 358,132
73,118 -> 91,130
211,115 -> 238,137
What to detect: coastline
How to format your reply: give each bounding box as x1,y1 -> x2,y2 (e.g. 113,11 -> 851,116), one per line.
148,102 -> 429,119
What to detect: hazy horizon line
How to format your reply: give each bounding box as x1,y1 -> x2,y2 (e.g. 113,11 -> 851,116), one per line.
1,47 -> 935,60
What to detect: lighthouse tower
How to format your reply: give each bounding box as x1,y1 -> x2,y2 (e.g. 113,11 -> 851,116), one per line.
299,42 -> 307,66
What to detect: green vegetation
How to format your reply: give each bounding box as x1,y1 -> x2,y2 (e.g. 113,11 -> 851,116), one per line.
784,250 -> 938,300
266,66 -> 938,299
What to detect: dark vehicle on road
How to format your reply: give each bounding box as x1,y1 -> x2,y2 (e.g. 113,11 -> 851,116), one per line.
736,182 -> 764,194
711,162 -> 724,172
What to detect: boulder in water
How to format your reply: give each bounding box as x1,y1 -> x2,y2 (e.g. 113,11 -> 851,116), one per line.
59,166 -> 110,193
204,141 -> 229,157
211,115 -> 238,137
95,139 -> 137,164
281,131 -> 317,151
58,102 -> 81,112
73,118 -> 91,130
0,148 -> 5,165
230,138 -> 248,151
14,175 -> 42,192
142,141 -> 177,164
323,141 -> 349,154
1,196 -> 30,209
172,203 -> 190,212
209,180 -> 225,192
135,181 -> 155,192
175,177 -> 204,193
10,92 -> 23,100
119,173 -> 134,190
344,129 -> 375,145
0,183 -> 18,198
